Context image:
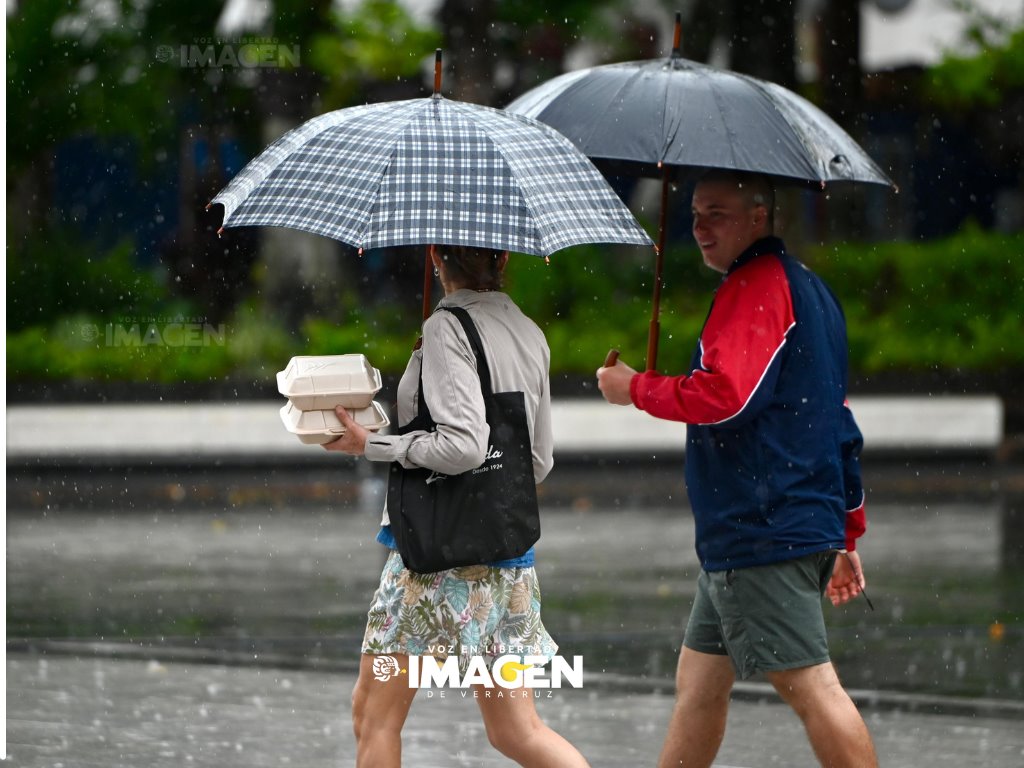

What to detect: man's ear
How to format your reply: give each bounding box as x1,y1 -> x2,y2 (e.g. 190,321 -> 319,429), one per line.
753,205 -> 768,230
497,251 -> 510,271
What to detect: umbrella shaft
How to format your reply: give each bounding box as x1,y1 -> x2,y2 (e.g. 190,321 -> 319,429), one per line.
647,169 -> 671,372
422,248 -> 433,321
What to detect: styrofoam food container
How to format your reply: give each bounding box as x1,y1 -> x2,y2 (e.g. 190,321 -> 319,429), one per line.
277,354 -> 383,410
279,401 -> 390,445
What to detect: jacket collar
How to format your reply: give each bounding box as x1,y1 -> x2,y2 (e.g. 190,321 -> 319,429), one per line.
726,236 -> 787,275
437,288 -> 508,309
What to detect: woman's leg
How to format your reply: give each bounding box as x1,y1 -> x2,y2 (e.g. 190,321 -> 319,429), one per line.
351,653 -> 418,768
475,685 -> 590,767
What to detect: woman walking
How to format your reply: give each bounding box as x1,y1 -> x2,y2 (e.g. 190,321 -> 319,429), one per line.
325,244 -> 589,768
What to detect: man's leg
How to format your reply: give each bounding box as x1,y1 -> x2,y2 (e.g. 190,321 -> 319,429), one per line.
767,662 -> 878,768
475,686 -> 590,767
351,654 -> 418,768
657,647 -> 735,768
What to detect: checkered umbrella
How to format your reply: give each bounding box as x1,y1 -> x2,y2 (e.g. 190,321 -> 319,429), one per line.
210,96 -> 653,257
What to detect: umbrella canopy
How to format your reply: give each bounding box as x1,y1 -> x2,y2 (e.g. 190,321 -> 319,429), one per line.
211,96 -> 653,257
505,57 -> 893,189
506,18 -> 893,370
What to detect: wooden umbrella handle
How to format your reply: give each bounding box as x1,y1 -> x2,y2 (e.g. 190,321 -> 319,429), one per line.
603,349 -> 620,367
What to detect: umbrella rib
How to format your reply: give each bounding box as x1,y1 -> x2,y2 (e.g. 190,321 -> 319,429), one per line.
450,102 -> 546,256
728,72 -> 821,180
577,66 -> 649,160
701,67 -> 747,174
659,63 -> 682,167
214,101 -> 414,224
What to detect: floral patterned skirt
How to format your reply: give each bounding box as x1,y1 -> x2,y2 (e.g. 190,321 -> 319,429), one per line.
361,550 -> 558,674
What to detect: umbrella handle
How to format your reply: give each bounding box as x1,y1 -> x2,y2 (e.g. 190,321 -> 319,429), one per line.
603,349 -> 620,367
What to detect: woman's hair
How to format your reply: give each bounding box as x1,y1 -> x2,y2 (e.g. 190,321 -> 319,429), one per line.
437,245 -> 505,291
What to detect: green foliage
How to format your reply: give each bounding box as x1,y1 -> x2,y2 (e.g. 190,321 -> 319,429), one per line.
501,242 -> 717,373
806,224 -> 1024,373
493,0 -> 614,44
6,0 -> 227,173
926,4 -> 1024,108
6,229 -> 170,332
6,314 -> 229,383
308,0 -> 443,108
303,308 -> 420,373
10,226 -> 1022,383
5,300 -> 301,384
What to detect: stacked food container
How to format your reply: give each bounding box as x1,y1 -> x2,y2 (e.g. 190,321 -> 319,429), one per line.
277,354 -> 390,444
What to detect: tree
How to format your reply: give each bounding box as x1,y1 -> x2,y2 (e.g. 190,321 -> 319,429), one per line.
684,0 -> 795,87
6,0 -> 443,329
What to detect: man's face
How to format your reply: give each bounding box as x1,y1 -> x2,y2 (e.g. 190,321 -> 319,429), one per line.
691,180 -> 766,273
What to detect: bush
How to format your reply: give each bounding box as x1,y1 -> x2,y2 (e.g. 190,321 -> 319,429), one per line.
805,224 -> 1024,373
502,242 -> 718,374
7,225 -> 1023,384
7,229 -> 167,333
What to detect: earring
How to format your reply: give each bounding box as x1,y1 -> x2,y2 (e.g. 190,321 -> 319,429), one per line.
433,266 -> 439,277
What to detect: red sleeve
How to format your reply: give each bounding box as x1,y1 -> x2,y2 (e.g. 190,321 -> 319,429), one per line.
845,496 -> 867,552
841,399 -> 867,551
629,255 -> 795,426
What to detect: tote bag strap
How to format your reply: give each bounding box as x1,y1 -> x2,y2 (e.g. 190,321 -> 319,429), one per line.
435,306 -> 494,397
412,305 -> 493,423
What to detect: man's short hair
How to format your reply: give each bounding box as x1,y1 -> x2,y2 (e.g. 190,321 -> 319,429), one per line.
696,169 -> 776,232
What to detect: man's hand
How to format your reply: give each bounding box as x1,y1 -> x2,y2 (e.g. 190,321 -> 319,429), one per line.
827,550 -> 866,607
596,358 -> 637,406
321,406 -> 368,456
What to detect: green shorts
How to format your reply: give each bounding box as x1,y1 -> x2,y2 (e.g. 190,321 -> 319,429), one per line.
683,550 -> 837,680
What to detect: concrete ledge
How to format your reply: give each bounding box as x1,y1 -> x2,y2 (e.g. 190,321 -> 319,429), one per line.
5,395 -> 1005,462
850,395 -> 1004,451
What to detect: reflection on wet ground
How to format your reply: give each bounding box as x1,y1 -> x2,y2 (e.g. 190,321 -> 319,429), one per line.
7,460 -> 1023,702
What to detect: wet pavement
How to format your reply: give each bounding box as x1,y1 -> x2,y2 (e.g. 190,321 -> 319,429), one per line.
7,652 -> 1024,768
6,474 -> 1024,766
8,464 -> 1024,700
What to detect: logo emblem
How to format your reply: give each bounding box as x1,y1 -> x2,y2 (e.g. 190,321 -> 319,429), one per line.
372,655 -> 403,682
154,45 -> 175,63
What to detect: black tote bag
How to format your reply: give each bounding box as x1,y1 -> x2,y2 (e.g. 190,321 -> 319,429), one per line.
387,306 -> 541,574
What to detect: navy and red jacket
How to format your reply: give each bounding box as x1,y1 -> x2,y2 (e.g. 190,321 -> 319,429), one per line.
630,237 -> 866,572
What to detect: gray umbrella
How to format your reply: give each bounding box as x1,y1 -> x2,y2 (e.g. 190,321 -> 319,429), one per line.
211,53 -> 652,319
505,58 -> 893,187
506,15 -> 894,369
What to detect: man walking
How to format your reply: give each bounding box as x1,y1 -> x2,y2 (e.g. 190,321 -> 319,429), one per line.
597,170 -> 877,767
